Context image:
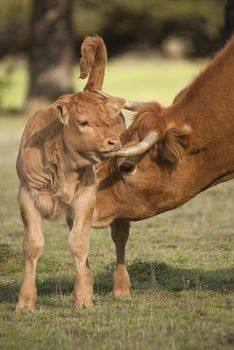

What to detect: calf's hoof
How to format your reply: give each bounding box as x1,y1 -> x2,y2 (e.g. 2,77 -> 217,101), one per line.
16,295 -> 36,312
74,296 -> 93,309
113,287 -> 130,298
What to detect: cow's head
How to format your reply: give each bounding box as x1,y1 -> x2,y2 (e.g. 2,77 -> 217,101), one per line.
53,92 -> 125,166
113,102 -> 191,168
93,97 -> 193,227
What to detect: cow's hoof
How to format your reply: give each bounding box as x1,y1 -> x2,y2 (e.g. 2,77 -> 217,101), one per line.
112,268 -> 130,297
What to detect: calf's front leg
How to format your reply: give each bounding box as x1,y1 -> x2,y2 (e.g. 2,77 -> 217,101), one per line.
16,187 -> 44,311
111,219 -> 130,297
68,187 -> 95,309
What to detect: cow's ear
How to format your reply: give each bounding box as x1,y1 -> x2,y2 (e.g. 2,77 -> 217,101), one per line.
105,97 -> 126,117
158,124 -> 192,163
53,101 -> 70,125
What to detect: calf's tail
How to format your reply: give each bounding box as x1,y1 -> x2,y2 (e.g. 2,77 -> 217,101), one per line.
79,35 -> 107,91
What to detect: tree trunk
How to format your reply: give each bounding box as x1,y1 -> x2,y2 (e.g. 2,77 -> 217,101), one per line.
26,0 -> 74,112
225,0 -> 234,40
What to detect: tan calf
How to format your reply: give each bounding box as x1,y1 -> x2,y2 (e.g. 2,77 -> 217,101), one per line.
16,36 -> 125,311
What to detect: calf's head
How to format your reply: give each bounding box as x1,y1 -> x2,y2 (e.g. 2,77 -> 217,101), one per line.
52,35 -> 126,166
53,92 -> 125,165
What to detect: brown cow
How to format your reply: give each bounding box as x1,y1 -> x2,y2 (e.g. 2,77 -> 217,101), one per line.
16,36 -> 126,311
92,35 -> 234,297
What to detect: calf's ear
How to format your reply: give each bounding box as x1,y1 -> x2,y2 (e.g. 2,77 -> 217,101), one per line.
105,97 -> 126,118
53,101 -> 70,125
158,124 -> 192,163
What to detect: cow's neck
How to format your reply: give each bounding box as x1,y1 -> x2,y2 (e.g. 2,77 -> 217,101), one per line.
160,38 -> 234,208
172,37 -> 234,131
156,145 -> 234,215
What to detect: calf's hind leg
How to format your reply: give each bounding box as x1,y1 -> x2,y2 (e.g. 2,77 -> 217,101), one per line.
111,219 -> 130,297
16,187 -> 44,311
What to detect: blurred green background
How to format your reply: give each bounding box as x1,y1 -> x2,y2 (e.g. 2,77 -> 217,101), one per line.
0,0 -> 233,113
0,0 -> 227,58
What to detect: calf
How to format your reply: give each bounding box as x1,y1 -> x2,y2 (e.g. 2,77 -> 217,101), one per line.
16,36 -> 125,311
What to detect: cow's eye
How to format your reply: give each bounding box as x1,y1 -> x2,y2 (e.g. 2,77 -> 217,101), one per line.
119,161 -> 135,175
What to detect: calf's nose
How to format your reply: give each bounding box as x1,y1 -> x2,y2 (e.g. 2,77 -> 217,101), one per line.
104,137 -> 121,151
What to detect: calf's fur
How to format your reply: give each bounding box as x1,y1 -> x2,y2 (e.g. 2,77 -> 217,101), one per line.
16,36 -> 125,311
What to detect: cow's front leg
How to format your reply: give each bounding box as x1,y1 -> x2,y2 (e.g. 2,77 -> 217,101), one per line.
111,219 -> 130,297
16,187 -> 44,311
68,187 -> 95,309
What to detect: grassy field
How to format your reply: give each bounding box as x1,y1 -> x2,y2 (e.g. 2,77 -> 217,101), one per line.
0,57 -> 233,350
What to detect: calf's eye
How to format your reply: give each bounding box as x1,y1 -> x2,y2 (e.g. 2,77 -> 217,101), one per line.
77,119 -> 88,126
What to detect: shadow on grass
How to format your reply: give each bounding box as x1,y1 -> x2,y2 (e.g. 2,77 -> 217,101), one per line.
0,260 -> 233,303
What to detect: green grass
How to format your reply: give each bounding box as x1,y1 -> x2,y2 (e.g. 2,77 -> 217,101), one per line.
0,57 -> 233,350
0,58 -> 28,112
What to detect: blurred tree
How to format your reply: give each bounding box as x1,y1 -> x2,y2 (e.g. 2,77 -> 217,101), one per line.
225,0 -> 234,40
0,0 -> 31,58
73,0 -> 225,57
27,0 -> 74,110
0,0 -> 225,60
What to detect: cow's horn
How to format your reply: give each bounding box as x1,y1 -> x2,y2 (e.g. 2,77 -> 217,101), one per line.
124,100 -> 145,111
108,131 -> 158,157
97,90 -> 145,111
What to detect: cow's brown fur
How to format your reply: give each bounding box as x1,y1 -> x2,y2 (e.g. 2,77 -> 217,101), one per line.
93,35 -> 234,297
16,36 -> 126,311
